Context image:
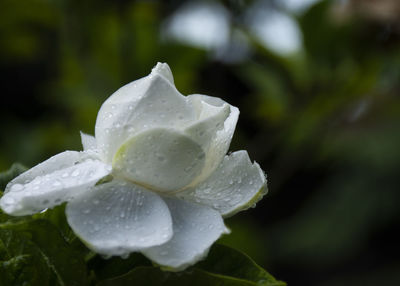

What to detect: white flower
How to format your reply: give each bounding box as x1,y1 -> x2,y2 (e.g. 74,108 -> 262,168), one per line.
0,63 -> 267,270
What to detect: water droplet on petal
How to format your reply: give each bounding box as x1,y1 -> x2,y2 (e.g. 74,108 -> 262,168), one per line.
10,184 -> 24,192
3,197 -> 15,205
71,170 -> 80,177
52,180 -> 62,187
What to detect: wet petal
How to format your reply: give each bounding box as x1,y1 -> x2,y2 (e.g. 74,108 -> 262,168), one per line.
178,151 -> 267,217
186,94 -> 239,184
66,180 -> 172,256
113,128 -> 205,193
0,151 -> 111,216
95,63 -> 196,163
80,132 -> 97,151
142,197 -> 229,271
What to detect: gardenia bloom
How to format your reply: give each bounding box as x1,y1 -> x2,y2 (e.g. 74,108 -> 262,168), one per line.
0,63 -> 267,270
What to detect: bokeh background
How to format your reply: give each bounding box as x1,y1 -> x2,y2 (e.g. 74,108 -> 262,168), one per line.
1,0 -> 399,285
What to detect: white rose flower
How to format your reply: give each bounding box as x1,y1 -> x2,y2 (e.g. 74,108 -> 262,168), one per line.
0,63 -> 267,270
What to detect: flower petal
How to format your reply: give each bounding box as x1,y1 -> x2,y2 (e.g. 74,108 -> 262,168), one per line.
186,94 -> 239,184
95,63 -> 196,163
0,151 -> 111,216
80,132 -> 97,151
113,128 -> 205,193
66,180 -> 173,256
141,197 -> 229,271
178,150 -> 267,217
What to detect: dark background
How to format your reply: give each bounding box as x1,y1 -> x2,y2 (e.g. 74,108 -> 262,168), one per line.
1,0 -> 399,285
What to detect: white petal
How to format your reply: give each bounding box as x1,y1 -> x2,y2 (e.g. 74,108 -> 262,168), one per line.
152,62 -> 174,84
0,151 -> 111,216
185,100 -> 230,155
80,132 -> 97,151
66,180 -> 173,256
142,197 -> 229,270
95,63 -> 196,163
186,94 -> 239,184
178,150 -> 267,217
113,128 -> 205,193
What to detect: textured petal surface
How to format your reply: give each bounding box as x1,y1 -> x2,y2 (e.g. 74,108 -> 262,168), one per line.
80,132 -> 97,151
66,180 -> 173,256
186,94 -> 239,184
178,150 -> 267,217
142,197 -> 229,271
0,151 -> 111,216
95,63 -> 196,163
113,128 -> 205,192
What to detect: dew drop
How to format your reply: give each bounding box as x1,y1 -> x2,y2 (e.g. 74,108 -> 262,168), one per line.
10,184 -> 24,192
71,170 -> 80,177
52,181 -> 62,187
4,197 -> 15,205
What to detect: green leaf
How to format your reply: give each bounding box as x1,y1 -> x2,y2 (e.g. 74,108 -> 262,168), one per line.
97,267 -> 263,286
89,252 -> 152,281
0,219 -> 88,286
0,163 -> 27,192
0,254 -> 30,285
33,204 -> 76,243
96,244 -> 285,286
0,222 -> 55,285
197,244 -> 285,286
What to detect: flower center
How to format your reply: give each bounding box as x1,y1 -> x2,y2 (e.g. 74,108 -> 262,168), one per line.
112,128 -> 205,193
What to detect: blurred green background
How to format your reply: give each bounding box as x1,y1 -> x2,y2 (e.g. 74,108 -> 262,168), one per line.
1,0 -> 399,285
